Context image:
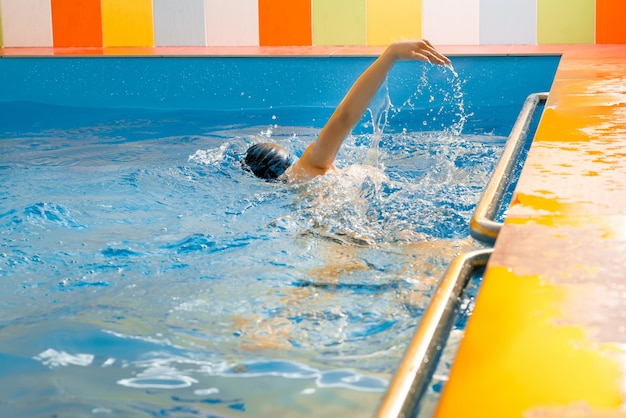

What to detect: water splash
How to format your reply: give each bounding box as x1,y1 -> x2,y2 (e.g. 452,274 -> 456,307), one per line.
363,81 -> 392,168
445,63 -> 473,135
391,63 -> 471,136
359,63 -> 471,176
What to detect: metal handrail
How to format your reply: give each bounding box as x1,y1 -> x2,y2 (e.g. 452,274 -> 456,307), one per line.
375,248 -> 493,418
469,92 -> 549,244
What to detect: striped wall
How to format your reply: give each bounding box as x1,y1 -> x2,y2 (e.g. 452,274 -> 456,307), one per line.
0,0 -> 624,48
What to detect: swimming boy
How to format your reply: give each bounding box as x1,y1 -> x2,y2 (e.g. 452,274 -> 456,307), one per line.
243,40 -> 450,182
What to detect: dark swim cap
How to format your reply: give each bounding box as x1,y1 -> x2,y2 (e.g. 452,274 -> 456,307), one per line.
243,142 -> 294,180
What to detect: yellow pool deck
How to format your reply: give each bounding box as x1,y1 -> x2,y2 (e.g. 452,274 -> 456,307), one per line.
2,43 -> 625,416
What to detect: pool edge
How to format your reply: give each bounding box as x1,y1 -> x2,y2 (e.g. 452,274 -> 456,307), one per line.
0,44 -> 588,58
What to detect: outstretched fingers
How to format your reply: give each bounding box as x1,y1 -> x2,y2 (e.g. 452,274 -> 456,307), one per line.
418,40 -> 450,65
391,40 -> 450,65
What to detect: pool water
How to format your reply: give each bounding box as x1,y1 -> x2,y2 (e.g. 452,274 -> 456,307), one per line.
1,99 -> 502,416
0,54 -> 559,417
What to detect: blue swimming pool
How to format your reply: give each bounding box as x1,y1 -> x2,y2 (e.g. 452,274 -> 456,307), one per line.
0,55 -> 558,417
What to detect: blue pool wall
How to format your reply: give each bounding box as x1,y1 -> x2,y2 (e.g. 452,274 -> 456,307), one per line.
0,55 -> 559,136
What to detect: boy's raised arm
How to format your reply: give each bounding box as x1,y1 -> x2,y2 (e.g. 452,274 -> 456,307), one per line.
289,40 -> 450,179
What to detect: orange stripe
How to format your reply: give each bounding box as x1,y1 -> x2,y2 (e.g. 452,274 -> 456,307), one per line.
51,0 -> 103,48
258,0 -> 312,47
596,0 -> 626,43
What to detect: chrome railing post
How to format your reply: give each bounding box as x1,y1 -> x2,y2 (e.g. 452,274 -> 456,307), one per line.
375,248 -> 493,418
470,92 -> 549,244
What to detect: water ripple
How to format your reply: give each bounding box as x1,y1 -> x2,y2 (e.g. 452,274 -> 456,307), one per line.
101,247 -> 142,258
164,234 -> 217,254
23,202 -> 85,229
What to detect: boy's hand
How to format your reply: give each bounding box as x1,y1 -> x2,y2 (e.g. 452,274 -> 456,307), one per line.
388,39 -> 451,66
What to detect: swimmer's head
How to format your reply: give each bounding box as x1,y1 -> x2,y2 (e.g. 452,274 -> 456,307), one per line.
243,142 -> 294,180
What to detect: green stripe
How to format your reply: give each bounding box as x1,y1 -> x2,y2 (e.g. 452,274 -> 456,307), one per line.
538,0 -> 595,44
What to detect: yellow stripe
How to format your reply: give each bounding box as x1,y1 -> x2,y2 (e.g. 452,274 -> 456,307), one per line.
366,0 -> 422,46
102,0 -> 154,47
